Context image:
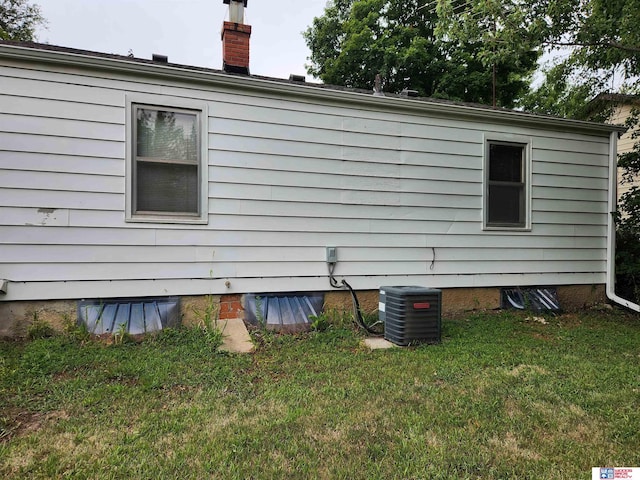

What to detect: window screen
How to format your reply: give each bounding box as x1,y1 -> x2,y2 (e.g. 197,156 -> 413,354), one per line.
487,142 -> 526,227
133,106 -> 200,215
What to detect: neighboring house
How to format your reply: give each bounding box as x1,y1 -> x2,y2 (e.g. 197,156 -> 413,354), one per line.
588,93 -> 640,203
0,9 -> 630,334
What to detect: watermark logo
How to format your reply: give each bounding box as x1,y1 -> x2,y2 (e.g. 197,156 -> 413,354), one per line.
593,468 -> 640,479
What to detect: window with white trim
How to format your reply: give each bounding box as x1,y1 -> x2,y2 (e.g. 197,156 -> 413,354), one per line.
484,140 -> 530,229
127,99 -> 207,223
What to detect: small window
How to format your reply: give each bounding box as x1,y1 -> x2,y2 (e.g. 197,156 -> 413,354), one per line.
485,140 -> 529,229
127,98 -> 207,224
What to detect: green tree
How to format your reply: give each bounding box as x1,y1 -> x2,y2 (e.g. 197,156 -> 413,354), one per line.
0,0 -> 44,41
435,0 -> 640,114
518,61 -> 608,119
304,0 -> 538,107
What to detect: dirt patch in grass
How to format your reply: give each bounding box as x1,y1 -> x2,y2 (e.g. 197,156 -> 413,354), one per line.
1,409 -> 40,442
504,398 -> 521,419
531,331 -> 555,342
556,313 -> 584,328
3,429 -> 115,476
1,409 -> 69,443
52,371 -> 76,381
305,426 -> 344,444
506,364 -> 549,377
490,431 -> 542,461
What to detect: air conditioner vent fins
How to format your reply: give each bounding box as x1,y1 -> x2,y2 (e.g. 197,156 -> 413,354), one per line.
379,286 -> 442,346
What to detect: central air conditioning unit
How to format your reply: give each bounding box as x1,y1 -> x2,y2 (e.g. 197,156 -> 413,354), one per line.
379,286 -> 442,346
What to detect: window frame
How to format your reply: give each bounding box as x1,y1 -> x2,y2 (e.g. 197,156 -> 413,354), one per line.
483,134 -> 532,231
126,94 -> 208,224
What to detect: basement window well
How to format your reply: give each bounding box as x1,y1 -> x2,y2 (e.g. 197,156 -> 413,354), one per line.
501,288 -> 561,313
244,293 -> 324,333
78,297 -> 181,335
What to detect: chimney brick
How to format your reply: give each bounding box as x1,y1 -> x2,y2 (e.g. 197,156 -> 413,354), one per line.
222,21 -> 251,74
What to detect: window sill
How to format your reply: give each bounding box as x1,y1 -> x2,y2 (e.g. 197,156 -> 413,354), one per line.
483,225 -> 531,232
126,214 -> 208,225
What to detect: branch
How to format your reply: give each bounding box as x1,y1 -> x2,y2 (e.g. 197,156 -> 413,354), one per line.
608,41 -> 640,54
545,40 -> 640,54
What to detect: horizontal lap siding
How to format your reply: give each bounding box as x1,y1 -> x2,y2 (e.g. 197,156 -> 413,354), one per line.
613,104 -> 639,200
206,98 -> 609,289
0,62 -> 611,301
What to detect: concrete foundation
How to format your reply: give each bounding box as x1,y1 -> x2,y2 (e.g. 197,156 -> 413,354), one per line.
0,300 -> 76,337
0,295 -> 229,338
0,284 -> 608,338
180,295 -> 222,328
324,290 -> 380,314
557,284 -> 606,311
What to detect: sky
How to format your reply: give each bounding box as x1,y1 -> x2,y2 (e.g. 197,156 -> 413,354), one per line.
34,0 -> 329,80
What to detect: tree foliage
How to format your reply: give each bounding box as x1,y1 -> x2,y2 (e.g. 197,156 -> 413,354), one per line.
436,0 -> 640,74
0,0 -> 44,41
518,61 -> 607,119
436,0 -> 640,113
304,0 -> 538,107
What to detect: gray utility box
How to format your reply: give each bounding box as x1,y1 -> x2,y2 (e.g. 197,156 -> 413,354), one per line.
379,286 -> 442,346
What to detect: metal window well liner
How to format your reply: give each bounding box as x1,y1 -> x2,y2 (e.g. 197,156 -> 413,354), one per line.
78,297 -> 181,335
244,293 -> 324,333
501,288 -> 561,313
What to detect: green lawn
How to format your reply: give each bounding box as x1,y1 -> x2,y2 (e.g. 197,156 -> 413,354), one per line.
1,309 -> 639,479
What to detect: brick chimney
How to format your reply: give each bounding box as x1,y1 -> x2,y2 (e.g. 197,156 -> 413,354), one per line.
222,0 -> 251,74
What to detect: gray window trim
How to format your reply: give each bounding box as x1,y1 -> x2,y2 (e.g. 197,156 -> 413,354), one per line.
483,133 -> 532,231
125,94 -> 208,224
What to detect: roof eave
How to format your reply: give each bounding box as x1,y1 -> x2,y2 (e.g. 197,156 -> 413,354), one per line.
0,43 -> 627,136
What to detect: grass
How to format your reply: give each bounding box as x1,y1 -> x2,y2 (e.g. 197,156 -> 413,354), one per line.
1,309 -> 639,479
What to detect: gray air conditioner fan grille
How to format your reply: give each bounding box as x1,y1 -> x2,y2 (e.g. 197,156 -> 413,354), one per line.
380,286 -> 442,346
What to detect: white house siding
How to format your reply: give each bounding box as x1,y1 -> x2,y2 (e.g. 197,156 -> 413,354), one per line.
0,50 -> 613,302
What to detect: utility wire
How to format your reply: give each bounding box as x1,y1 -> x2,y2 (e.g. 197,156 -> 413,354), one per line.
327,263 -> 383,336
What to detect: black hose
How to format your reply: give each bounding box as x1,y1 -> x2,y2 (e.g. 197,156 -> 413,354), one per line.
341,279 -> 383,336
327,262 -> 383,336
